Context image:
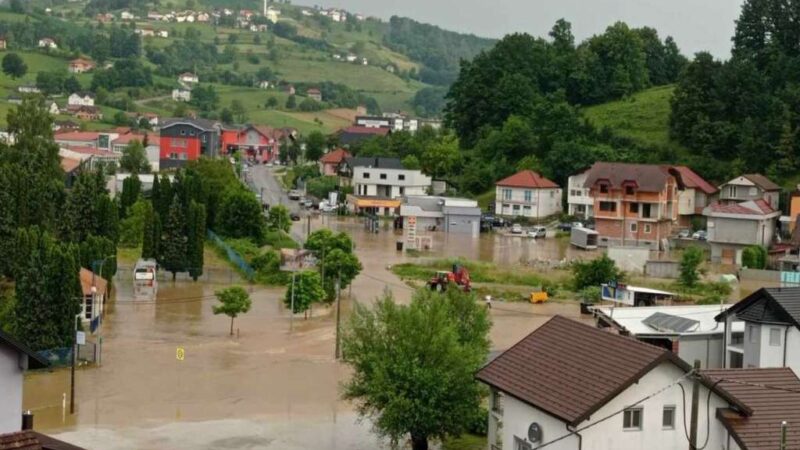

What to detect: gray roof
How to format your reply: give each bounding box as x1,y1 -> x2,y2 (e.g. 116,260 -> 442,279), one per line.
161,117 -> 220,131
343,156 -> 403,170
0,329 -> 48,369
716,287 -> 800,328
643,312 -> 700,333
742,174 -> 781,192
443,205 -> 482,216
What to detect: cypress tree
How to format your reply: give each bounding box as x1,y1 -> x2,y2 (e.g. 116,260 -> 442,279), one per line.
187,201 -> 206,281
161,195 -> 187,281
119,175 -> 141,219
141,202 -> 156,260
158,174 -> 173,220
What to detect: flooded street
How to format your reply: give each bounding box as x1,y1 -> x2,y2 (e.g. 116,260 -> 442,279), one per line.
25,216 -> 586,449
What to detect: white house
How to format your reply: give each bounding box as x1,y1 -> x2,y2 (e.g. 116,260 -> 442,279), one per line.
196,12 -> 210,22
593,304 -> 746,369
38,38 -> 57,49
257,80 -> 271,89
147,11 -> 164,20
172,88 -> 191,102
0,330 -> 48,433
120,10 -> 135,20
46,101 -> 59,115
80,268 -> 108,325
495,170 -> 562,219
345,54 -> 358,63
178,72 -> 199,85
718,173 -> 780,210
17,85 -> 40,94
157,30 -> 169,38
340,157 -> 431,215
68,92 -> 95,107
567,169 -> 593,219
673,166 -> 718,228
476,315 -> 777,450
265,7 -> 280,23
717,287 -> 800,373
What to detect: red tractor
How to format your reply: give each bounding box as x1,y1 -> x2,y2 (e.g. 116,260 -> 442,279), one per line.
427,264 -> 472,292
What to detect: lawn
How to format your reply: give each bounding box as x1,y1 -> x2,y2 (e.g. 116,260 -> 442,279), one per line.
273,57 -> 414,92
582,85 -> 677,148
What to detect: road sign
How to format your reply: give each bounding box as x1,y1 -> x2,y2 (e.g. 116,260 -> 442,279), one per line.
176,347 -> 185,361
76,331 -> 86,345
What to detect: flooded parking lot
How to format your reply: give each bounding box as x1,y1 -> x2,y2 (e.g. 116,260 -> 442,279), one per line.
27,216 -> 588,449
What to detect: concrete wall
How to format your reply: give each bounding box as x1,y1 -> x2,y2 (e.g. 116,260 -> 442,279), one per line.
0,345 -> 22,433
443,213 -> 479,236
679,335 -> 724,369
759,324 -> 787,368
743,323 -> 761,369
645,261 -> 680,279
739,268 -> 781,283
608,246 -> 651,274
786,327 -> 800,375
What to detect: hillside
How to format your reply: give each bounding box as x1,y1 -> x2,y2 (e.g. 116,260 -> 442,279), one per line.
0,2 -> 494,133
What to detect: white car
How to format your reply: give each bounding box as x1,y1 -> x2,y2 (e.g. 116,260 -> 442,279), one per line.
527,226 -> 547,238
511,224 -> 523,234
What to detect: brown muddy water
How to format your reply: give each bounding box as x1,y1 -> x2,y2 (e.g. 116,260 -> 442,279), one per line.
26,216 -> 587,449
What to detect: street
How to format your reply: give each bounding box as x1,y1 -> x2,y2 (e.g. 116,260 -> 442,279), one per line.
246,165 -> 307,244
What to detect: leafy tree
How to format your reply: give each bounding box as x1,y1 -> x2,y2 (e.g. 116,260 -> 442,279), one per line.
342,288 -> 490,450
283,270 -> 325,315
304,131 -> 326,162
220,108 -> 234,125
120,141 -> 149,174
305,229 -> 353,256
741,245 -> 767,269
217,188 -> 264,242
212,286 -> 252,335
679,246 -> 705,287
2,53 -> 27,78
190,85 -> 219,112
64,76 -> 82,94
36,70 -> 67,95
285,94 -> 297,109
119,175 -> 141,219
61,170 -> 110,242
119,199 -> 149,247
265,96 -> 279,109
230,99 -> 247,123
161,195 -> 187,280
266,204 -> 291,233
187,201 -> 206,281
420,134 -> 459,179
401,155 -> 421,170
572,254 -> 624,290
320,248 -> 362,301
141,202 -> 159,259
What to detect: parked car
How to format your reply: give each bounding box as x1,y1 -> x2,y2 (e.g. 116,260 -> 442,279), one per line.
511,224 -> 523,234
692,230 -> 707,241
678,229 -> 691,239
527,226 -> 547,239
557,222 -> 573,232
290,213 -> 301,221
288,190 -> 302,200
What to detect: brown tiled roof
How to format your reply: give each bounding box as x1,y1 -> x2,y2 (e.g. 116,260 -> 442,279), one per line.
673,166 -> 717,194
583,162 -> 680,192
475,315 -> 686,426
0,431 -> 85,450
700,368 -> 800,450
495,170 -> 559,189
743,174 -> 780,192
319,148 -> 351,164
79,268 -> 107,297
60,156 -> 81,173
705,199 -> 778,216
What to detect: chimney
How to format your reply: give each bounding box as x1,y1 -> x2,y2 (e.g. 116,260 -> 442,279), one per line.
21,410 -> 33,430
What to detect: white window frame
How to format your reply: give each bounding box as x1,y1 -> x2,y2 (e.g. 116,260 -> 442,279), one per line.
644,224 -> 652,234
623,407 -> 643,431
630,223 -> 638,233
524,190 -> 532,202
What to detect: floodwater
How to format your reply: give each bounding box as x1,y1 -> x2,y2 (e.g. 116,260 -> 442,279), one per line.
25,216 -> 587,449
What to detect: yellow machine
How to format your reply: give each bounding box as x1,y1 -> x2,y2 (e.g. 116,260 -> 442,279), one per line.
530,291 -> 548,304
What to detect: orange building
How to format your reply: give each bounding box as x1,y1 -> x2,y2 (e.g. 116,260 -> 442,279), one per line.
584,162 -> 683,249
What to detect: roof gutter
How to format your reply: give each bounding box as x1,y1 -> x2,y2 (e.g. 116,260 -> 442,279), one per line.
566,424 -> 582,450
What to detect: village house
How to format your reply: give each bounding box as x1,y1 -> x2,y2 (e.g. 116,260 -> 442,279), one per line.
147,11 -> 163,20
306,88 -> 322,102
79,268 -> 108,326
111,133 -> 145,153
0,37 -> 8,50
196,12 -> 210,22
318,148 -> 351,176
178,72 -> 199,85
96,12 -> 113,22
140,112 -> 159,127
355,114 -> 419,133
46,101 -> 59,115
55,131 -> 106,149
172,88 -> 191,102
54,120 -> 80,132
283,84 -> 296,95
673,166 -> 719,228
567,168 -> 593,219
399,196 -> 482,236
0,329 -> 48,433
345,54 -> 358,63
703,200 -> 780,265
593,304 -> 745,369
6,95 -> 21,105
495,170 -> 562,219
70,105 -> 103,121
68,92 -> 95,107
583,162 -> 682,249
59,146 -> 121,171
220,124 -> 292,164
265,7 -> 280,23
301,9 -> 314,16
159,118 -> 222,169
339,156 -> 432,215
718,173 -> 780,209
38,38 -> 57,49
257,80 -> 271,89
157,29 -> 169,38
68,58 -> 95,73
17,85 -> 40,94
135,27 -> 155,37
716,287 -> 800,373
120,10 -> 135,20
477,315 -> 795,450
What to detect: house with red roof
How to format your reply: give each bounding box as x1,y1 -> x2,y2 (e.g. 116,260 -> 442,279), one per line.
220,124 -> 296,163
495,170 -> 562,219
703,199 -> 780,265
673,165 -> 718,228
318,148 -> 350,175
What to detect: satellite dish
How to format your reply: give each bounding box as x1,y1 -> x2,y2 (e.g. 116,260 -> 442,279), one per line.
528,422 -> 542,443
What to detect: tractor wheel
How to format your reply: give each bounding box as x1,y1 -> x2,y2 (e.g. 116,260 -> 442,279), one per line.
436,283 -> 444,292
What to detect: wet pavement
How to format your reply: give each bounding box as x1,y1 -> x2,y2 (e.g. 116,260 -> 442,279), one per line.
26,211 -> 589,449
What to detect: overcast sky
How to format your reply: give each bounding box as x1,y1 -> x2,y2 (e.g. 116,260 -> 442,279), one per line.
295,0 -> 744,59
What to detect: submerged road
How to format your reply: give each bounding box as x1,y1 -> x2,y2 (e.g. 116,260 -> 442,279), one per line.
246,164 -> 307,244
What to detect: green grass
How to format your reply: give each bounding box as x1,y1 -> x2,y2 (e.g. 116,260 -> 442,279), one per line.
443,434 -> 486,450
392,258 -> 556,288
583,85 -> 677,148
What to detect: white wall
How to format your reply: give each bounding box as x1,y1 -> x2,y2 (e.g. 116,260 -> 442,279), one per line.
496,362 -> 731,450
743,323 -> 762,368
352,167 -> 431,199
678,188 -> 696,215
0,345 -> 23,433
679,335 -> 724,369
759,324 -> 788,368
786,327 -> 800,375
495,187 -> 563,218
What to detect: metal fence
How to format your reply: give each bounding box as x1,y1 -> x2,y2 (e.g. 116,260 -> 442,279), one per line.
207,230 -> 255,281
36,343 -> 97,367
119,265 -> 244,284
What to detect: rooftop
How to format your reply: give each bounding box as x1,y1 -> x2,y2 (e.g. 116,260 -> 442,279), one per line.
343,156 -> 404,170
54,131 -> 100,142
583,162 -> 682,192
705,199 -> 778,216
319,148 -> 351,164
700,368 -> 800,450
716,287 -> 800,329
741,174 -> 781,192
673,166 -> 718,194
161,117 -> 220,131
0,431 -> 86,450
0,328 -> 48,370
338,126 -> 391,136
495,170 -> 559,189
594,304 -> 744,336
79,268 -> 108,297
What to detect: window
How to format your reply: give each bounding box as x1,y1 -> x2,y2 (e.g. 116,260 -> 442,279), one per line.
644,224 -> 652,234
503,189 -> 512,200
179,152 -> 187,160
550,191 -> 555,198
524,190 -> 532,202
630,223 -> 638,233
623,407 -> 643,430
630,203 -> 639,214
399,187 -> 405,196
171,138 -> 187,148
180,130 -> 186,136
189,130 -> 195,136
514,437 -> 533,450
169,152 -> 179,159
662,406 -> 676,429
600,184 -> 609,194
730,186 -> 738,198
380,173 -> 387,180
748,325 -> 758,344
770,328 -> 782,346
398,174 -> 405,181
749,187 -> 758,196
201,134 -> 207,143
642,203 -> 653,218
363,173 -> 370,179
599,201 -> 617,212
625,185 -> 635,195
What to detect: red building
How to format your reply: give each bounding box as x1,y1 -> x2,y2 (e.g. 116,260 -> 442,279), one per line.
159,118 -> 222,169
221,125 -> 296,163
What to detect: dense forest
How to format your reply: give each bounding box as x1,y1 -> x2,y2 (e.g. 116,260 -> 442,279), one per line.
669,0 -> 800,183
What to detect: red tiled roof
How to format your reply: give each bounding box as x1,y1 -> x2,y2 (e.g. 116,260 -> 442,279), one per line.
54,132 -> 100,141
706,199 -> 777,216
700,368 -> 800,450
319,148 -> 351,164
112,134 -> 145,145
61,146 -> 112,157
496,170 -> 559,189
673,166 -> 717,195
339,126 -> 390,136
60,156 -> 81,173
80,268 -> 107,297
476,316 -> 682,425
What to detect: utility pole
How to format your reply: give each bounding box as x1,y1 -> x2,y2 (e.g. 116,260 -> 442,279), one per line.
335,275 -> 342,359
289,271 -> 296,333
70,314 -> 78,414
689,360 -> 701,450
307,214 -> 311,239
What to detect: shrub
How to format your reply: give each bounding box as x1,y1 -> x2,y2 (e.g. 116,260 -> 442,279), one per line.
571,255 -> 623,290
741,245 -> 767,269
679,246 -> 705,287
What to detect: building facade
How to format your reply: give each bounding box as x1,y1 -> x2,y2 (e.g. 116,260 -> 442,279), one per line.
673,166 -> 718,228
495,170 -> 562,219
567,170 -> 593,219
703,200 -> 780,265
159,118 -> 221,169
340,157 -> 431,215
718,174 -> 780,210
0,331 -> 47,433
399,196 -> 481,236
